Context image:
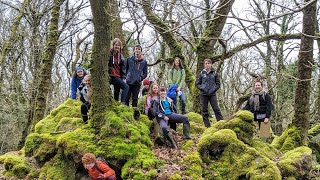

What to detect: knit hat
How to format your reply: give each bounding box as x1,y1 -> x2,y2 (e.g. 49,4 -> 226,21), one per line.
75,66 -> 85,72
143,79 -> 150,85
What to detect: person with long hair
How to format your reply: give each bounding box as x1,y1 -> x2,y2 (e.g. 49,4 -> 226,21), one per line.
108,38 -> 129,104
167,57 -> 187,114
145,83 -> 159,119
244,80 -> 273,129
70,66 -> 87,100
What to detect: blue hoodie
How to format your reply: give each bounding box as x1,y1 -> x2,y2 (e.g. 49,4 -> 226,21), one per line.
126,54 -> 148,85
70,67 -> 86,99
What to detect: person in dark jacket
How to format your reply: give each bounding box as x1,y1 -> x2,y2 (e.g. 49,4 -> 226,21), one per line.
109,38 -> 129,104
141,79 -> 151,96
79,75 -> 92,124
125,44 -> 148,107
153,86 -> 191,149
196,59 -> 223,127
70,66 -> 87,100
244,80 -> 273,129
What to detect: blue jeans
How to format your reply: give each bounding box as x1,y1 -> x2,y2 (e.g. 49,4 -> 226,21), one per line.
110,76 -> 129,103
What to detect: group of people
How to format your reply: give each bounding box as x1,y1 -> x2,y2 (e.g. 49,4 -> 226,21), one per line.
73,38 -> 273,179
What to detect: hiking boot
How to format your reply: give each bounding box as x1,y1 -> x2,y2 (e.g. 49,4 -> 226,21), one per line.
183,123 -> 191,140
164,131 -> 177,149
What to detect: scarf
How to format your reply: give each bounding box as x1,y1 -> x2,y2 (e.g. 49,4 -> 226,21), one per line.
249,90 -> 265,111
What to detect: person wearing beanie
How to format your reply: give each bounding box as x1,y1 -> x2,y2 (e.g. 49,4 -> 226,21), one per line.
108,38 -> 129,104
141,79 -> 151,96
70,66 -> 87,100
125,44 -> 148,107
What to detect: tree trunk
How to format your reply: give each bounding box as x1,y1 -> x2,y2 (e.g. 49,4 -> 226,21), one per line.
32,0 -> 65,130
89,0 -> 113,130
0,0 -> 30,94
314,16 -> 320,124
193,0 -> 235,113
293,0 -> 316,145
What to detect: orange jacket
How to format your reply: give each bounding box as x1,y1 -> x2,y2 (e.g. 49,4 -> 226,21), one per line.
88,161 -> 115,179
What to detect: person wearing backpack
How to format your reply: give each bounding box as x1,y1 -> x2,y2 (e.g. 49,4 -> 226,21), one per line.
167,57 -> 187,114
152,86 -> 191,149
244,80 -> 273,129
145,83 -> 159,120
108,38 -> 129,104
196,59 -> 223,127
125,44 -> 148,107
70,66 -> 87,100
82,153 -> 116,180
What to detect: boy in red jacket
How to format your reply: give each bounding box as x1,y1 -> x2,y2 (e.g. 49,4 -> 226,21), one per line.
82,153 -> 116,180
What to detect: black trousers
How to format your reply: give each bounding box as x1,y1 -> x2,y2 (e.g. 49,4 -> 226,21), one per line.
125,84 -> 141,107
200,94 -> 223,127
81,101 -> 91,123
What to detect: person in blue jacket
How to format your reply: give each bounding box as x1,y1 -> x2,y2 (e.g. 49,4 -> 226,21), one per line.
70,66 -> 87,100
125,44 -> 148,107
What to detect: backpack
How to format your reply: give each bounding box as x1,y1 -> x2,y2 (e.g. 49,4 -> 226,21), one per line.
94,157 -> 121,180
167,84 -> 178,104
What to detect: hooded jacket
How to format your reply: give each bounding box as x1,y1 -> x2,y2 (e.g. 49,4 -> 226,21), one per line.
108,51 -> 126,79
70,67 -> 86,99
196,69 -> 220,96
126,54 -> 148,85
152,97 -> 177,121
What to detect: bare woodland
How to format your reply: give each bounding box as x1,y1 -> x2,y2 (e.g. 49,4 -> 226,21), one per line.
0,0 -> 319,162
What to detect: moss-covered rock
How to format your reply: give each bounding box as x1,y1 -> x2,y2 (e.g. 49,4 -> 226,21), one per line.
0,151 -> 30,179
251,138 -> 280,159
38,153 -> 76,179
308,124 -> 320,163
201,110 -> 256,145
198,129 -> 281,179
271,125 -> 302,151
278,146 -> 312,179
35,99 -> 82,134
24,133 -> 57,163
180,152 -> 203,179
186,112 -> 203,124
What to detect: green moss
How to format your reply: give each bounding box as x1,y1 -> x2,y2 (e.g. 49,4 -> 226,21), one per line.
56,128 -> 97,158
121,148 -> 162,180
278,146 -> 312,178
39,153 -> 76,179
0,151 -> 30,179
169,173 -> 182,180
181,140 -> 194,150
234,110 -> 254,122
24,133 -> 57,163
35,99 -> 82,134
251,138 -> 280,159
308,124 -> 320,137
271,125 -> 302,151
186,112 -> 203,124
55,117 -> 83,132
198,129 -> 281,179
181,152 -> 203,179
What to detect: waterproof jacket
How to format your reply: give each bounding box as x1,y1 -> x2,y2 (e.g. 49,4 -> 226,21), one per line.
196,69 -> 220,96
244,92 -> 273,120
152,97 -> 177,121
87,160 -> 115,180
70,76 -> 83,99
126,54 -> 148,85
168,68 -> 185,88
108,53 -> 126,79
